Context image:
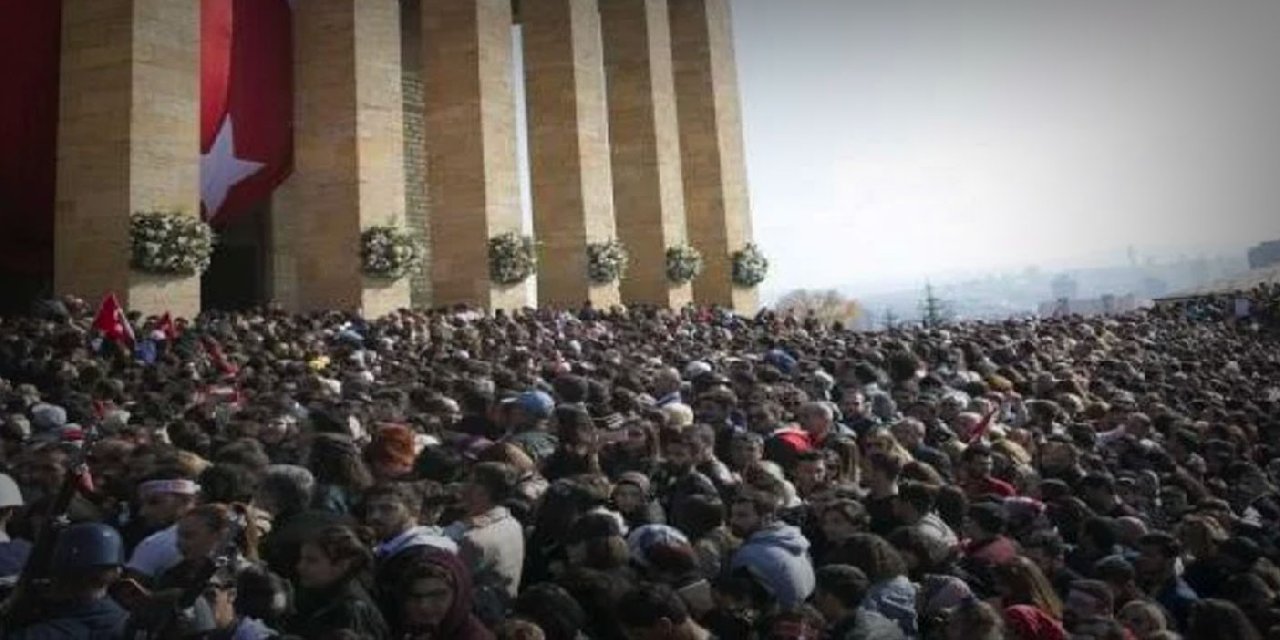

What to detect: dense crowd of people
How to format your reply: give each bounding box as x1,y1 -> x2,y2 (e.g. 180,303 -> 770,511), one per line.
0,286 -> 1276,639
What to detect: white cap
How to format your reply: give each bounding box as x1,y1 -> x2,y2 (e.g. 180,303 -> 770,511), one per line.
0,473 -> 23,508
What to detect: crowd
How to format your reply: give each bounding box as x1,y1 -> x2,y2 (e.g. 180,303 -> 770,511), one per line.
0,289 -> 1276,640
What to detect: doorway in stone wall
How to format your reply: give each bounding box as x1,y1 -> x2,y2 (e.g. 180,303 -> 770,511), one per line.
201,203 -> 271,312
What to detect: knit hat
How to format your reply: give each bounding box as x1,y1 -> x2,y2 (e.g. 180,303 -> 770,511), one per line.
368,424 -> 417,468
626,525 -> 689,568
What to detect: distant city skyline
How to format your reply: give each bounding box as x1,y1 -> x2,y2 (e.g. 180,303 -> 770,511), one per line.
731,0 -> 1280,299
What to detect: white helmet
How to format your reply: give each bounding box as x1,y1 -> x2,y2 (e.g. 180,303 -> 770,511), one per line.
0,473 -> 22,508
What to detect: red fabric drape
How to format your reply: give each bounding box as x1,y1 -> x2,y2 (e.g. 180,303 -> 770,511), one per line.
0,1 -> 61,277
201,0 -> 294,228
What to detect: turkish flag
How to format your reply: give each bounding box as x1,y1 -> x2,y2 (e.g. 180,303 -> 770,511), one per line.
201,0 -> 293,228
93,294 -> 137,347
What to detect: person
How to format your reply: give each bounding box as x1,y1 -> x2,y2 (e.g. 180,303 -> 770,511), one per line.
444,462 -> 525,600
827,533 -> 918,638
727,487 -> 816,608
812,564 -> 905,640
890,481 -> 957,566
288,525 -> 389,640
503,392 -> 558,465
1064,579 -> 1116,634
944,599 -> 1005,640
7,522 -> 129,639
1135,532 -> 1199,631
392,549 -> 493,640
1185,598 -> 1262,640
615,582 -> 714,640
308,433 -> 373,517
863,453 -> 903,536
0,472 -> 31,582
960,444 -> 1016,499
363,482 -> 458,622
125,476 -> 202,581
1023,530 -> 1081,600
960,503 -> 1019,595
1117,600 -> 1171,639
653,428 -> 719,518
255,464 -> 346,583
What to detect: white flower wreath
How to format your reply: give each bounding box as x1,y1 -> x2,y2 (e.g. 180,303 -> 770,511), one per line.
731,243 -> 769,287
361,225 -> 425,280
489,232 -> 538,285
130,211 -> 215,275
586,239 -> 629,285
665,245 -> 703,284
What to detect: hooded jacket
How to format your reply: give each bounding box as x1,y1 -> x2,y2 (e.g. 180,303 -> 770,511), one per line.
395,549 -> 494,640
729,522 -> 815,607
861,575 -> 919,638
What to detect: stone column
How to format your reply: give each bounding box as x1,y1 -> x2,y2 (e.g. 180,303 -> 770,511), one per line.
274,0 -> 409,317
523,0 -> 621,308
422,0 -> 527,310
600,0 -> 692,308
55,0 -> 201,318
668,0 -> 757,313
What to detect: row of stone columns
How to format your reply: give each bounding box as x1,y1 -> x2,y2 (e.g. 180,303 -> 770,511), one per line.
52,0 -> 757,319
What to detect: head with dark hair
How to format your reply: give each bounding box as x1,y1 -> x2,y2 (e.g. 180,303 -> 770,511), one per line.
826,532 -> 907,583
820,498 -> 869,546
362,481 -> 425,541
814,564 -> 871,621
671,493 -> 724,540
198,463 -> 258,504
615,582 -> 694,637
514,583 -> 587,640
1136,531 -> 1181,587
297,525 -> 371,590
463,461 -> 517,516
234,565 -> 292,627
256,464 -> 315,518
1187,599 -> 1261,640
728,486 -> 781,538
1064,579 -> 1114,630
307,433 -> 373,492
966,502 -> 1007,539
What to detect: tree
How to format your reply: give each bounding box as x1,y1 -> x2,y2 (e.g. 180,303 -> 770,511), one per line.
920,282 -> 952,328
775,289 -> 862,327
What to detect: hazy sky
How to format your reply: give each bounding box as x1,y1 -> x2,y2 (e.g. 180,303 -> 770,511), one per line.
730,0 -> 1280,296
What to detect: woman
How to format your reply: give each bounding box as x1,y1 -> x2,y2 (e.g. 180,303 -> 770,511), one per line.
393,549 -> 492,640
993,556 -> 1064,621
289,525 -> 389,640
308,434 -> 374,516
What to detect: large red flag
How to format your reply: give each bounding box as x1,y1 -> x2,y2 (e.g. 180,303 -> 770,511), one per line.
0,2 -> 60,278
93,294 -> 137,347
201,0 -> 293,228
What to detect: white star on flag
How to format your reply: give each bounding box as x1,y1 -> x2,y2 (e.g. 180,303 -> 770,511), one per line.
201,117 -> 265,219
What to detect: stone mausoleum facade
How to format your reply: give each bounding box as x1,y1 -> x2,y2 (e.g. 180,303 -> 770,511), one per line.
52,0 -> 757,318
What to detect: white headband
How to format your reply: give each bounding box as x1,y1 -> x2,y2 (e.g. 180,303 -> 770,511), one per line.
140,479 -> 201,496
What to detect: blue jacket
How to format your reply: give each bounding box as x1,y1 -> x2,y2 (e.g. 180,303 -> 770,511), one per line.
730,523 -> 815,607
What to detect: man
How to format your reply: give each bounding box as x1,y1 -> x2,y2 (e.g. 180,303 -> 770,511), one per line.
616,582 -> 713,640
504,391 -> 558,465
653,428 -> 718,516
652,367 -> 684,408
959,443 -> 1016,499
124,475 -> 201,581
363,482 -> 457,623
813,564 -> 905,640
1078,474 -> 1138,519
8,523 -> 129,639
791,451 -> 828,502
444,462 -> 525,599
727,487 -> 815,608
890,418 -> 950,478
863,453 -> 902,536
890,481 -> 957,565
1135,532 -> 1198,630
960,503 -> 1018,596
255,464 -> 346,582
